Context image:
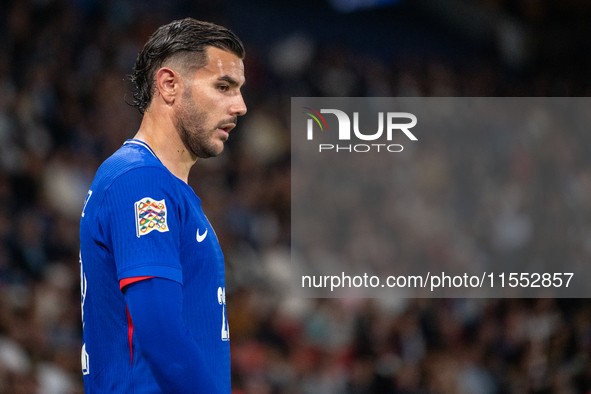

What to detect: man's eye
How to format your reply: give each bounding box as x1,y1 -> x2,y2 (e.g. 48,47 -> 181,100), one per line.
218,85 -> 229,92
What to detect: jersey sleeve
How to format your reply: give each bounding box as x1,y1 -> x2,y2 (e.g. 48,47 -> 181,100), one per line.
124,278 -> 221,393
99,167 -> 183,285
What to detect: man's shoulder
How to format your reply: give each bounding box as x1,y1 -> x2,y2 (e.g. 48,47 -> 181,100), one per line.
96,143 -> 164,182
84,142 -> 182,224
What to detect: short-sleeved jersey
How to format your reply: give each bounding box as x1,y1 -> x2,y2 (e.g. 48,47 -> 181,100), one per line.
79,139 -> 230,393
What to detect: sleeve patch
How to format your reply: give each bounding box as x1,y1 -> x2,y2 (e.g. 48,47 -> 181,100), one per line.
135,197 -> 169,237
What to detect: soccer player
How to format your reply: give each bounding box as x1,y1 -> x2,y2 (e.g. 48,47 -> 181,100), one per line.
79,18 -> 246,393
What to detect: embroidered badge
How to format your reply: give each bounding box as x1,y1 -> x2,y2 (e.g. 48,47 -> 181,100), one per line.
135,197 -> 169,237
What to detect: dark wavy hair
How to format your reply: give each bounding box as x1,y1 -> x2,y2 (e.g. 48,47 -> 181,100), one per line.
129,18 -> 245,114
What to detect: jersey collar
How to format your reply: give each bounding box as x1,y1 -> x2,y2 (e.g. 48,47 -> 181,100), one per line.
124,139 -> 158,159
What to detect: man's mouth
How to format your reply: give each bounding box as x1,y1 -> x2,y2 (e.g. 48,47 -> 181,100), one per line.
216,119 -> 237,140
218,124 -> 235,133
216,117 -> 238,134
217,125 -> 234,140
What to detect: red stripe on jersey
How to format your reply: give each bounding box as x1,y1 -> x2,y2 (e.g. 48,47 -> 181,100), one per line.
119,276 -> 155,291
126,306 -> 133,365
122,277 -> 154,365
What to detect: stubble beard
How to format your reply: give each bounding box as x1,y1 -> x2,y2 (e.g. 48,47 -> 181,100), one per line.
175,91 -> 223,159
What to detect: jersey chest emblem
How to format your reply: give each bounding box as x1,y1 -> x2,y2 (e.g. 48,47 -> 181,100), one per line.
135,197 -> 169,237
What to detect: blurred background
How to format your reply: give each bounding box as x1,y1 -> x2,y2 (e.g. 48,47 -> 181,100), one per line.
1,0 -> 591,393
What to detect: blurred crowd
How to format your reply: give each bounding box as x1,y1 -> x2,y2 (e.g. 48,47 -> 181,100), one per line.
1,0 -> 591,393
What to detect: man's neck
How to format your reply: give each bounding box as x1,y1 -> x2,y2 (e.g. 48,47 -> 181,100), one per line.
133,110 -> 197,183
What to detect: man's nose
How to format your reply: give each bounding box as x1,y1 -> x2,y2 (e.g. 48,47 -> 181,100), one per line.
230,93 -> 247,116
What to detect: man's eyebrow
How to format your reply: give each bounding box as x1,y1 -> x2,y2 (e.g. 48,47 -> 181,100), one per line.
217,75 -> 245,87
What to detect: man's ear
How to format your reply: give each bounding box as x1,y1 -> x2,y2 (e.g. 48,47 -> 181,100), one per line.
155,67 -> 179,105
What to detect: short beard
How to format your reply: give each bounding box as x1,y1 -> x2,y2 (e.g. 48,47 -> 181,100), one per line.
175,90 -> 221,159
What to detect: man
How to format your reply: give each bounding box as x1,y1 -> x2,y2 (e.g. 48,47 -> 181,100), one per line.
79,18 -> 246,393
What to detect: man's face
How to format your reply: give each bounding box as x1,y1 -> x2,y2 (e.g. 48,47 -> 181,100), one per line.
174,46 -> 247,158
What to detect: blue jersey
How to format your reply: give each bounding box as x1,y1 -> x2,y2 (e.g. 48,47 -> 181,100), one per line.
79,139 -> 230,393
